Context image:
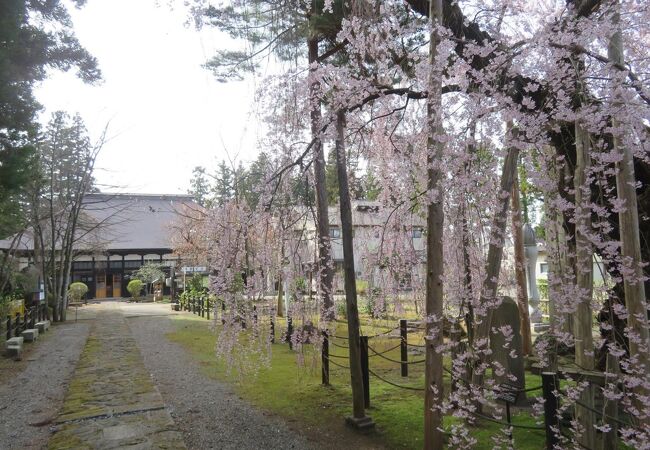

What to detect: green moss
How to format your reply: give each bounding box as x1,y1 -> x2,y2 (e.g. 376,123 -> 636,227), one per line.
167,317 -> 550,449
48,427 -> 91,450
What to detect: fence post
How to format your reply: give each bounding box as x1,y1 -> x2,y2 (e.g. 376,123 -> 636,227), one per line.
542,372 -> 560,450
322,331 -> 330,385
286,317 -> 293,350
360,335 -> 370,408
6,316 -> 11,340
604,354 -> 620,450
400,319 -> 408,377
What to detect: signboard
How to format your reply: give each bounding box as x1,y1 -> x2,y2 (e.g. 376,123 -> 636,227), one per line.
496,383 -> 521,404
181,266 -> 207,273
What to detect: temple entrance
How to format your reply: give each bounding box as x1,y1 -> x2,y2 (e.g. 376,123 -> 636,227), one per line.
96,273 -> 107,298
112,274 -> 122,297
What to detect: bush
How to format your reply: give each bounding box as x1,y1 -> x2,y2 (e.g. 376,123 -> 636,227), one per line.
363,296 -> 375,316
127,279 -> 144,301
187,274 -> 205,293
356,279 -> 368,296
294,276 -> 307,293
68,282 -> 89,302
537,279 -> 548,300
336,301 -> 347,318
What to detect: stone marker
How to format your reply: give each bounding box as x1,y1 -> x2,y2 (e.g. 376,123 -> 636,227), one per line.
490,296 -> 526,405
21,328 -> 39,342
5,336 -> 24,360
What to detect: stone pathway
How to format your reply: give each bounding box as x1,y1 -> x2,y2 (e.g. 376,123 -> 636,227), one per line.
0,321 -> 90,450
48,309 -> 186,449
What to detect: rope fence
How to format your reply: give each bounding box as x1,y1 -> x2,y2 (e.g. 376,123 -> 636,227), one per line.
368,368 -> 425,391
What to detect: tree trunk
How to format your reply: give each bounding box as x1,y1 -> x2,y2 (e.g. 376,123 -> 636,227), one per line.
472,146 -> 519,389
335,110 -> 370,424
512,167 -> 532,355
425,1 -> 445,448
308,36 -> 334,323
608,4 -> 650,425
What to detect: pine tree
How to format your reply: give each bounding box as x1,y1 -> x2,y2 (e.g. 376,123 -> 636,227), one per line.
189,166 -> 211,207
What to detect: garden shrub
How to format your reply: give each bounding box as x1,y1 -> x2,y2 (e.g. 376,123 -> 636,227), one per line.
336,301 -> 347,318
127,279 -> 144,301
68,282 -> 89,302
356,279 -> 368,296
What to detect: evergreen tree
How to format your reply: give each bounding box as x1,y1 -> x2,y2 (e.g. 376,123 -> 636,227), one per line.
213,160 -> 234,206
0,0 -> 100,231
188,166 -> 211,207
325,148 -> 339,205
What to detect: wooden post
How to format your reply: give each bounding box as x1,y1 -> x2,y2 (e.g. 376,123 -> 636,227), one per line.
603,353 -> 620,450
542,372 -> 560,450
360,335 -> 370,408
425,1 -> 445,447
400,319 -> 408,377
574,117 -> 597,449
608,3 -> 650,423
322,331 -> 330,385
335,110 -> 373,429
276,276 -> 285,317
286,317 -> 293,349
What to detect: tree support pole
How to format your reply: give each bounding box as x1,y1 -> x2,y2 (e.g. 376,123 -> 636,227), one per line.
608,4 -> 650,426
425,1 -> 445,448
335,110 -> 373,430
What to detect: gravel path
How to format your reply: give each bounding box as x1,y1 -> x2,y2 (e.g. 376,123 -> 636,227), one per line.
0,321 -> 90,450
128,314 -> 321,450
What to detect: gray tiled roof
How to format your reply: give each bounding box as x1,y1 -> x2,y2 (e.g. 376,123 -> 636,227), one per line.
0,193 -> 197,252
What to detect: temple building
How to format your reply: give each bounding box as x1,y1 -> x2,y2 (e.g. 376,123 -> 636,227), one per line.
1,193 -> 196,299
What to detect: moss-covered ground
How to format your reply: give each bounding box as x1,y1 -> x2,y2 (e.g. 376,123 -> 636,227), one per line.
167,315 -> 548,449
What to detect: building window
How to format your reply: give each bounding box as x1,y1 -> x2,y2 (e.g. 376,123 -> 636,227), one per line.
412,228 -> 423,239
73,261 -> 92,270
124,260 -> 142,269
540,263 -> 548,273
330,227 -> 341,238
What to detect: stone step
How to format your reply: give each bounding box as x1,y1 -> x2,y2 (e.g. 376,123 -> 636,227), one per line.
5,336 -> 24,360
21,328 -> 39,342
36,320 -> 50,333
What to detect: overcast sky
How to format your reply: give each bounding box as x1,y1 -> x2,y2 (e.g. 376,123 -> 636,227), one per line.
35,0 -> 262,195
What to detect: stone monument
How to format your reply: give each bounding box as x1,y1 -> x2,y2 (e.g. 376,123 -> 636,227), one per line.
490,296 -> 527,405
